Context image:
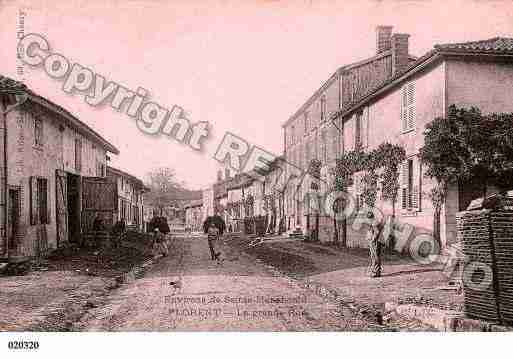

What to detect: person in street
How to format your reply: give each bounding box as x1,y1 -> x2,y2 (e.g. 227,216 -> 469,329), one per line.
203,212 -> 226,263
367,211 -> 384,278
154,227 -> 169,257
92,214 -> 104,247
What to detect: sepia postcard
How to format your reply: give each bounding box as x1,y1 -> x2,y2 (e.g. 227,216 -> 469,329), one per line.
1,0 -> 513,357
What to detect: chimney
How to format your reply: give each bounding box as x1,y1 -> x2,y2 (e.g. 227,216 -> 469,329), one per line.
224,168 -> 230,180
217,170 -> 223,182
376,26 -> 393,54
391,33 -> 410,75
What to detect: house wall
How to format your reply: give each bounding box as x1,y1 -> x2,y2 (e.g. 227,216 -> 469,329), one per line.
335,61 -> 448,248
107,171 -> 146,231
4,105 -> 62,256
446,59 -> 513,115
63,126 -> 107,177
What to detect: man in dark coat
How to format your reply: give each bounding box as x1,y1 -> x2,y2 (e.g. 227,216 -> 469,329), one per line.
203,213 -> 226,261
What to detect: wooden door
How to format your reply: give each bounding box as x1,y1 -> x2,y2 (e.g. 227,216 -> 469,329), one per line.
55,169 -> 68,246
81,176 -> 117,233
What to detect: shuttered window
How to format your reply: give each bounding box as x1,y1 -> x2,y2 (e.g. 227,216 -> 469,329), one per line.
401,82 -> 416,132
355,112 -> 362,150
75,139 -> 82,172
320,96 -> 327,122
34,116 -> 44,147
30,176 -> 50,225
400,157 -> 421,211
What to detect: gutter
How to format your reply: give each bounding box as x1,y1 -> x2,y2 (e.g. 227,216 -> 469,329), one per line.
1,92 -> 28,258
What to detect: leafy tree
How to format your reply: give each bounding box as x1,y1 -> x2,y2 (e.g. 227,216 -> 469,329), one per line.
420,105 -> 513,246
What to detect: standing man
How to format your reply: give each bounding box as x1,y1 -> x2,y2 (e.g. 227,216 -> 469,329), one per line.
203,211 -> 226,263
367,212 -> 384,278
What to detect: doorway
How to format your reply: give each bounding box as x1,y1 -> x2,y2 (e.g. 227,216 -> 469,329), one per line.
67,173 -> 81,243
7,187 -> 21,253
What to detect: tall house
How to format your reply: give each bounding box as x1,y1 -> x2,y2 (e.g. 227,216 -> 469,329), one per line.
281,26 -> 416,230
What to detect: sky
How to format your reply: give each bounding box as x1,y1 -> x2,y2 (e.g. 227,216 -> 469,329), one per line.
1,0 -> 513,190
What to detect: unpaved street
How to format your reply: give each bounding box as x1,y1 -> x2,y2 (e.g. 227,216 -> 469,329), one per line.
75,235 -> 378,331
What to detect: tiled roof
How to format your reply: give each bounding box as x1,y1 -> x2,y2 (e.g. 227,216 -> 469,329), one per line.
107,166 -> 147,190
331,37 -> 513,122
1,74 -> 119,154
282,50 -> 417,128
0,75 -> 27,94
434,37 -> 513,53
185,199 -> 203,208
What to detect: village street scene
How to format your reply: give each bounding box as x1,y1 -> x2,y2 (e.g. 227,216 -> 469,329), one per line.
2,1 -> 513,338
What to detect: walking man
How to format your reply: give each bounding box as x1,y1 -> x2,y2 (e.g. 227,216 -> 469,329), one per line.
203,211 -> 226,263
367,211 -> 384,278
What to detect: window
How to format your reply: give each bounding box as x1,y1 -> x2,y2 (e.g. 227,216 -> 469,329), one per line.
30,177 -> 49,225
401,82 -> 416,132
34,116 -> 43,147
75,139 -> 82,172
355,112 -> 363,150
291,125 -> 295,145
96,160 -> 105,177
320,95 -> 327,122
354,173 -> 364,214
401,158 -> 421,211
320,129 -> 327,164
304,113 -> 308,134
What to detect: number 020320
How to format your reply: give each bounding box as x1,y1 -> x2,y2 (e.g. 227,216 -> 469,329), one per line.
8,341 -> 39,350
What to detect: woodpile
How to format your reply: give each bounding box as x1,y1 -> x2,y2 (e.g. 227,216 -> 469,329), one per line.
457,194 -> 513,325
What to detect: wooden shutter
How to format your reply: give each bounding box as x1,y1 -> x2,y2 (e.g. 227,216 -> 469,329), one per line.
401,86 -> 408,131
407,82 -> 416,130
30,176 -> 39,225
355,173 -> 363,195
46,179 -> 51,224
412,158 -> 422,211
362,107 -> 369,148
400,163 -> 408,209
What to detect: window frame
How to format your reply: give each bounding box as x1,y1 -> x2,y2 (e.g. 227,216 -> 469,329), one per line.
401,81 -> 416,133
34,115 -> 44,148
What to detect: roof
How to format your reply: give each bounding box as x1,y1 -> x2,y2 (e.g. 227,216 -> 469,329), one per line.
0,75 -> 119,155
185,199 -> 203,209
226,173 -> 255,190
281,50 -> 417,128
107,166 -> 148,191
331,37 -> 513,123
434,37 -> 513,53
0,76 -> 27,94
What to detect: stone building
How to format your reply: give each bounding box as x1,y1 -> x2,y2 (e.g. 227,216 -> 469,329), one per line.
184,199 -> 203,232
281,26 -> 417,235
0,76 -> 119,259
106,166 -> 149,232
333,36 -> 513,249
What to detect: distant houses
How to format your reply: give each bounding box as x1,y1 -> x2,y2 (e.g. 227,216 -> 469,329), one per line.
106,166 -> 150,232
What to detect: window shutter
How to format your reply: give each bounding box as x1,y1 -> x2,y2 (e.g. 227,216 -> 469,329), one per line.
400,163 -> 408,210
30,176 -> 39,225
47,179 -> 51,224
401,86 -> 408,131
407,83 -> 415,130
363,107 -> 370,148
355,173 -> 363,195
414,159 -> 422,211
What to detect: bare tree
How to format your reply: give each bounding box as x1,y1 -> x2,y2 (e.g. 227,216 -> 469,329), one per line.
145,167 -> 185,216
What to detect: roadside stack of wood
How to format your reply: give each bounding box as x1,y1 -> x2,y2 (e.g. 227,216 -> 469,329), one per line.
456,193 -> 513,325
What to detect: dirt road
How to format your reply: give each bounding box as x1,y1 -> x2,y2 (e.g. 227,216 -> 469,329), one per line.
76,235 -> 378,331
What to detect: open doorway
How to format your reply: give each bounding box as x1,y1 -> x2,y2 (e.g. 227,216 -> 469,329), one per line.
8,187 -> 21,254
67,173 -> 81,243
